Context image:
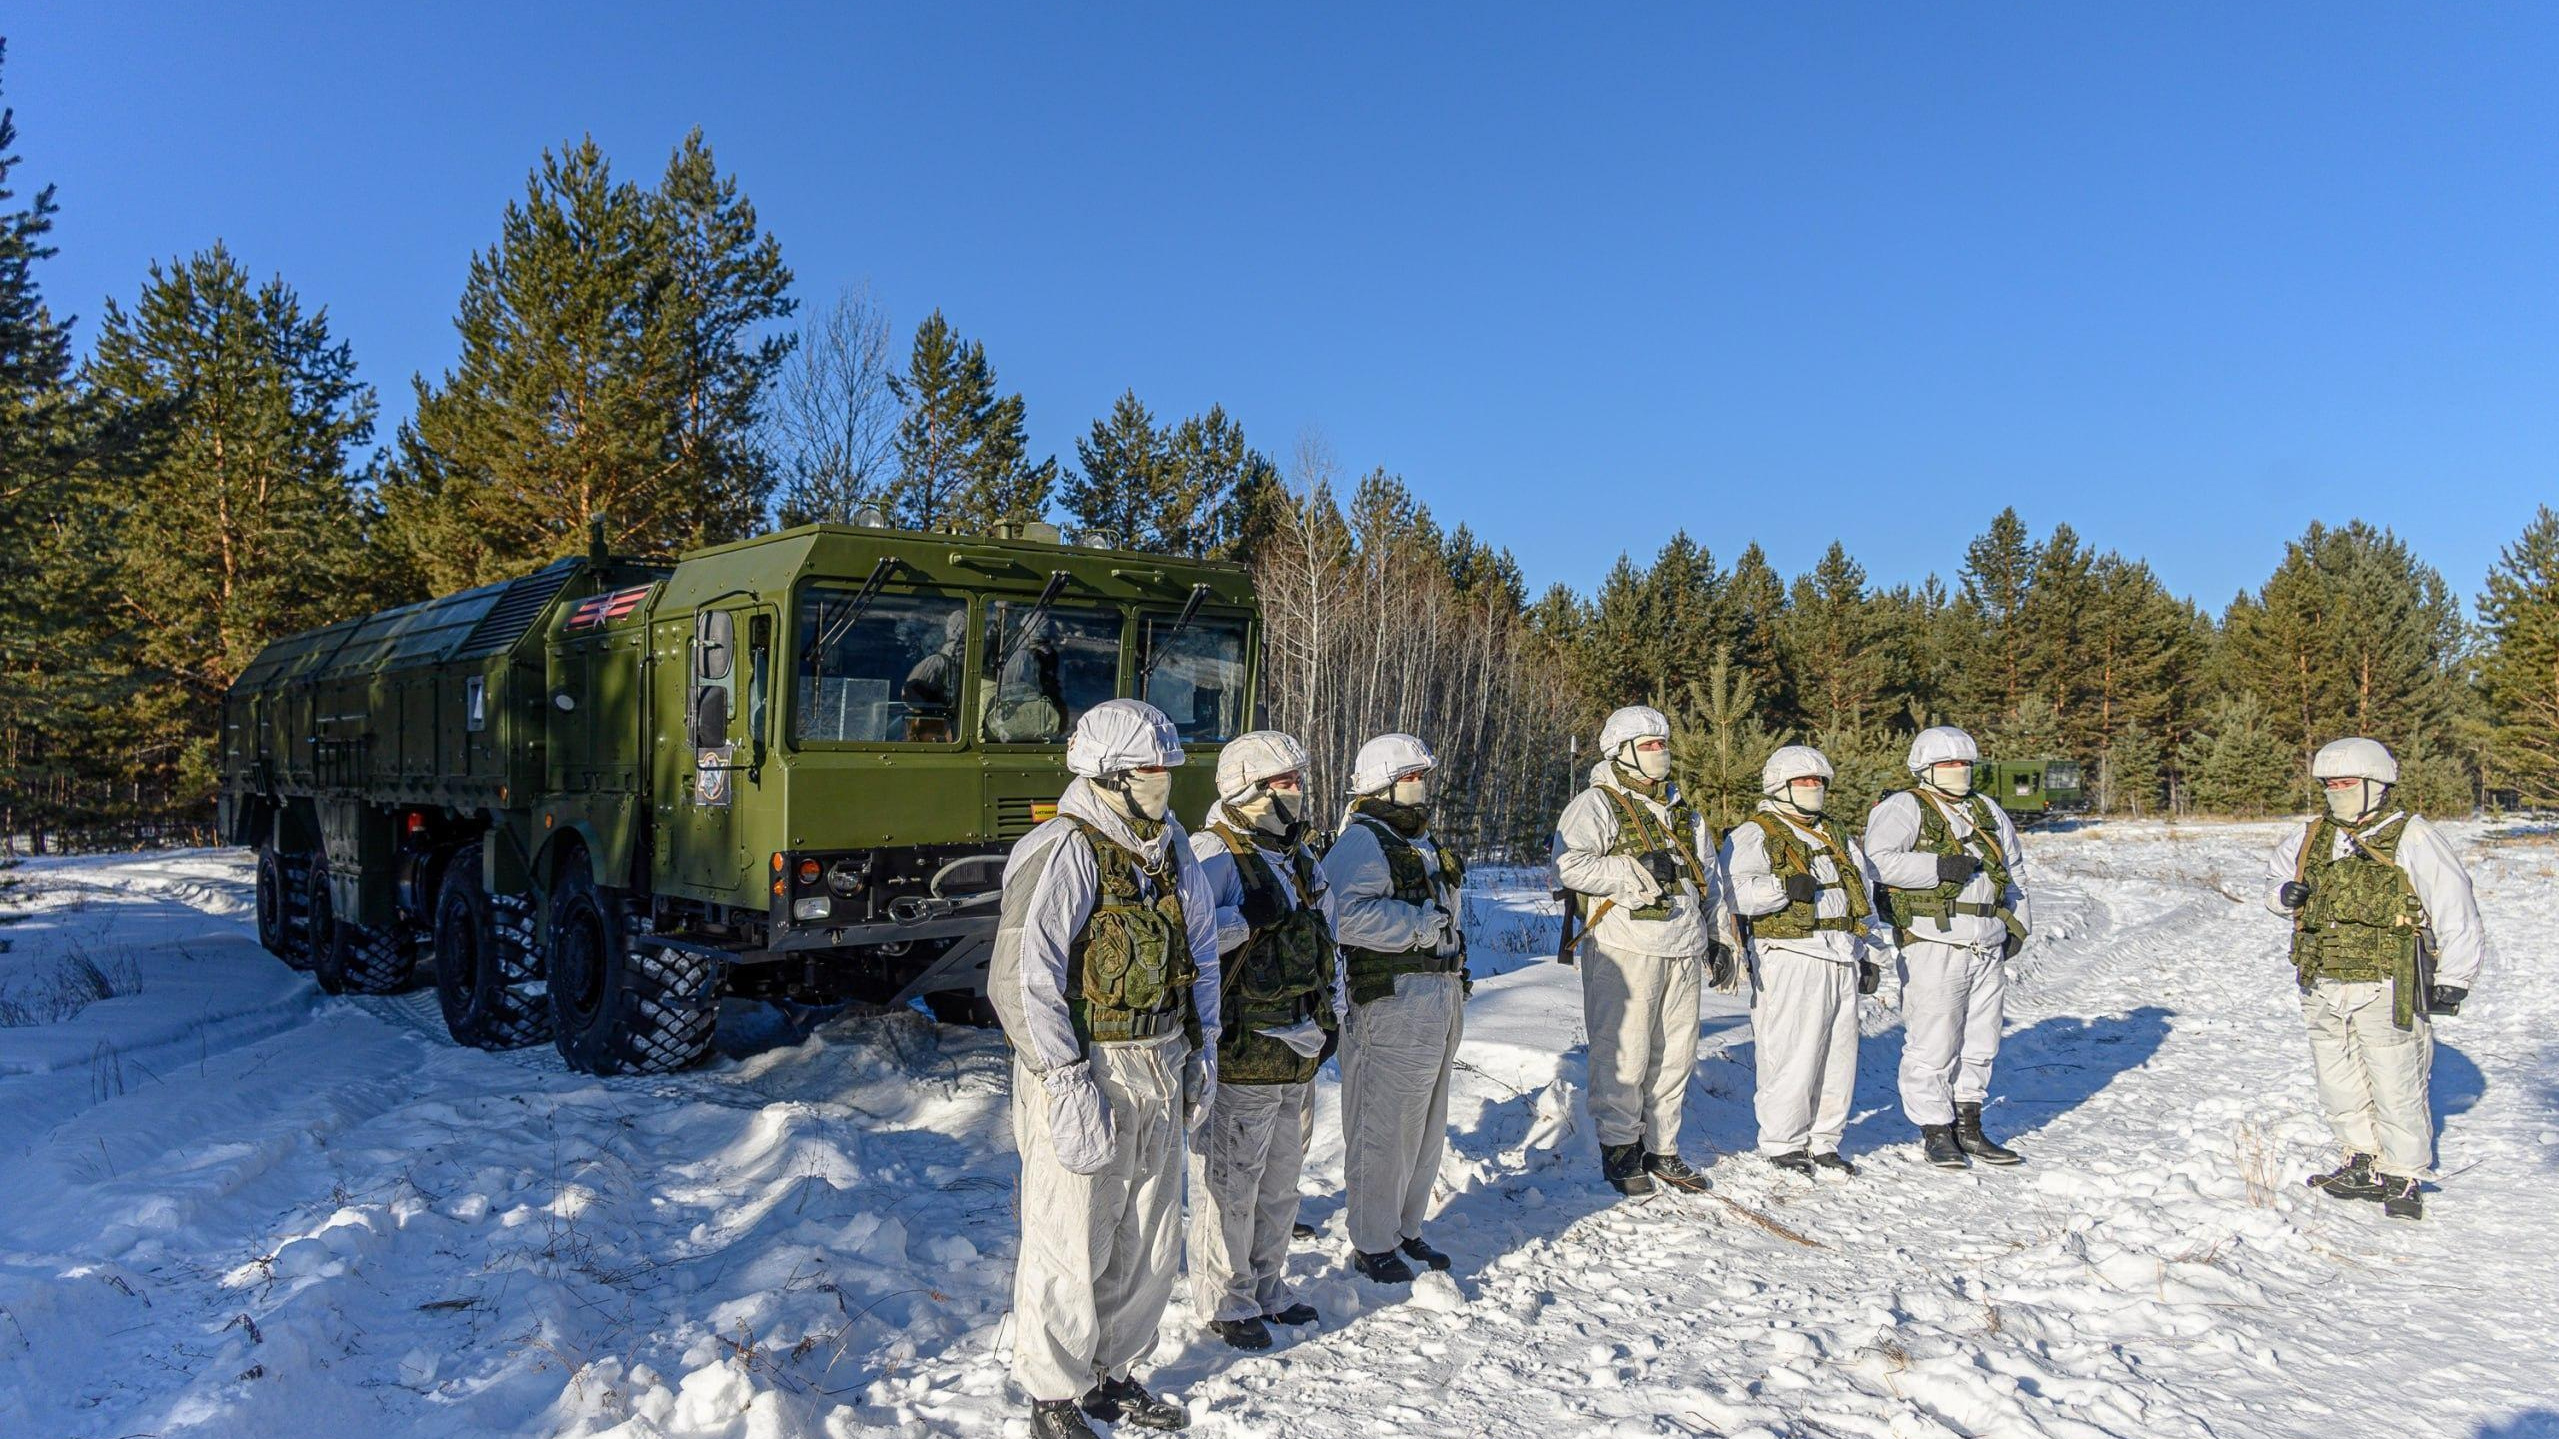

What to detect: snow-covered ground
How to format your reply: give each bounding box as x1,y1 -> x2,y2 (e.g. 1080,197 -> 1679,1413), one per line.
2,821 -> 2554,1439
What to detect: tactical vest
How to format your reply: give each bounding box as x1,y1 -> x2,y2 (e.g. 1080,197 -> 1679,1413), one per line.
1340,810 -> 1467,1006
1208,822 -> 1339,1085
1062,818 -> 1202,1047
1594,781 -> 1715,922
1743,810 -> 1872,941
1880,789 -> 2025,945
2289,812 -> 2428,1028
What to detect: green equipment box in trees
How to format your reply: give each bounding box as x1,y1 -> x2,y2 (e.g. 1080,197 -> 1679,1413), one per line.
219,519 -> 1259,1074
1973,758 -> 2085,819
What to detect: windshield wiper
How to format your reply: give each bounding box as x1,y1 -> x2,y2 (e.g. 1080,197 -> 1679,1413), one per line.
1138,584 -> 1212,686
991,570 -> 1071,678
807,556 -> 898,671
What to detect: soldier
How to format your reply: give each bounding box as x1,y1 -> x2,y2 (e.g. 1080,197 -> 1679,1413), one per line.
2270,738 -> 2487,1221
1721,745 -> 1888,1177
1185,731 -> 1345,1349
1864,726 -> 2035,1170
1324,732 -> 1468,1284
1551,705 -> 1742,1197
989,699 -> 1220,1437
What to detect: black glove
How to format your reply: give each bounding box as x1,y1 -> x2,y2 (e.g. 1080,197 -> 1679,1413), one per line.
1317,1027 -> 1340,1063
1238,885 -> 1287,930
1857,960 -> 1881,996
2277,880 -> 2312,911
2428,985 -> 2466,1016
1708,943 -> 1736,991
1638,850 -> 1682,888
2001,931 -> 2024,962
1782,873 -> 1821,904
1936,853 -> 1980,885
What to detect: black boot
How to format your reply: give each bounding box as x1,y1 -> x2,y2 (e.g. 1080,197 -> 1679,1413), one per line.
2379,1175 -> 2425,1221
1920,1124 -> 1969,1169
1209,1316 -> 1272,1350
1081,1374 -> 1189,1431
1291,1221 -> 1319,1240
2307,1152 -> 2385,1201
1033,1400 -> 1101,1439
1601,1141 -> 1656,1196
1352,1248 -> 1415,1284
1953,1103 -> 2022,1166
1266,1301 -> 1320,1326
1766,1149 -> 1817,1178
1399,1235 -> 1452,1271
1812,1151 -> 1859,1176
1645,1151 -> 1712,1192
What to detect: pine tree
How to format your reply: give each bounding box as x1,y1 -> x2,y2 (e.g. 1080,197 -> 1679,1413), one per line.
1725,542 -> 1792,724
2175,692 -> 2296,816
1987,694 -> 2068,760
1062,390 -> 1167,547
1781,542 -> 1892,737
383,133 -> 792,592
1956,507 -> 2042,722
84,243 -> 378,802
2477,506 -> 2559,806
2099,720 -> 2165,816
1163,405 -> 1274,558
887,310 -> 1053,531
2222,520 -> 2464,766
1670,650 -> 1788,829
0,42 -> 99,849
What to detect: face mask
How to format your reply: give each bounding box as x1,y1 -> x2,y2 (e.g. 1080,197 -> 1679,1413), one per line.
1392,776 -> 1430,808
1109,769 -> 1174,823
2325,780 -> 2379,823
1775,780 -> 1826,815
1926,763 -> 1972,797
1628,743 -> 1673,782
1231,785 -> 1303,837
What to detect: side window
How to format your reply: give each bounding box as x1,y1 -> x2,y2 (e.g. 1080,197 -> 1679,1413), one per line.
1140,614 -> 1249,743
795,589 -> 968,743
981,602 -> 1122,743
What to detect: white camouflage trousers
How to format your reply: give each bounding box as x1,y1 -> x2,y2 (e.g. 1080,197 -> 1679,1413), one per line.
1897,938 -> 2007,1127
1186,1078 -> 1312,1322
1581,941 -> 1704,1151
1009,1033 -> 1186,1403
1339,970 -> 1463,1255
1752,947 -> 1859,1156
2303,978 -> 2435,1179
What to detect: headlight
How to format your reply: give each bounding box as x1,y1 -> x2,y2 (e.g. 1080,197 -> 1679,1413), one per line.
827,857 -> 871,896
791,897 -> 830,922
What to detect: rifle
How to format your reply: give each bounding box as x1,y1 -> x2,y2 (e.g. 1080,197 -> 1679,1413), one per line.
1553,889 -> 1614,966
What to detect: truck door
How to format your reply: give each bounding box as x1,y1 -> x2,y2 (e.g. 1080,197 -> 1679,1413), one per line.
667,600 -> 772,900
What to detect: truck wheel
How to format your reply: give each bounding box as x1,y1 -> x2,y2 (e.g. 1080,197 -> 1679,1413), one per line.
257,847 -> 315,970
307,861 -> 416,996
432,842 -> 553,1050
547,860 -> 718,1075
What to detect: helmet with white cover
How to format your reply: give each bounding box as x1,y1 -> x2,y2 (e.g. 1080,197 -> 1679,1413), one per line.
1064,698 -> 1186,777
1348,733 -> 1437,795
1599,705 -> 1671,755
1906,726 -> 1980,773
2311,737 -> 2399,785
1760,745 -> 1835,793
1217,730 -> 1311,801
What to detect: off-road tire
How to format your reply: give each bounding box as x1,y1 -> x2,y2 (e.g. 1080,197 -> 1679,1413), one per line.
257,846 -> 315,970
547,859 -> 719,1075
432,842 -> 553,1050
308,860 -> 416,996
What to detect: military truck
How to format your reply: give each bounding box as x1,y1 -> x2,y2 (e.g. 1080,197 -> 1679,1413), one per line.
218,519 -> 1260,1074
1974,758 -> 2085,823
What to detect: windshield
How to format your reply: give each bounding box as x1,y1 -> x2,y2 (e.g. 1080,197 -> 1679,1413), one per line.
2047,760 -> 2082,788
1141,612 -> 1250,743
795,588 -> 968,744
980,601 -> 1122,743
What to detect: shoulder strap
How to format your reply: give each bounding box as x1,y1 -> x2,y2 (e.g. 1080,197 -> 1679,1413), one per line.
1961,794 -> 2012,872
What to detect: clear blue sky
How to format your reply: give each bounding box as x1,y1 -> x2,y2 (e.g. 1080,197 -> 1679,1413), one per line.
9,4 -> 2553,613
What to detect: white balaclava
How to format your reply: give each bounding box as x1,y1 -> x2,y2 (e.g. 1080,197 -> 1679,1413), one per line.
1218,731 -> 1313,838
1106,768 -> 1176,823
1599,705 -> 1674,784
2312,737 -> 2399,825
1925,761 -> 1974,797
1392,771 -> 1431,808
1761,745 -> 1834,818
1908,726 -> 1980,798
1065,699 -> 1185,825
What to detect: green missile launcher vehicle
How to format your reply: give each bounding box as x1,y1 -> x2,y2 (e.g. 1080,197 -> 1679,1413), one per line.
1974,757 -> 2085,822
218,519 -> 1260,1074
